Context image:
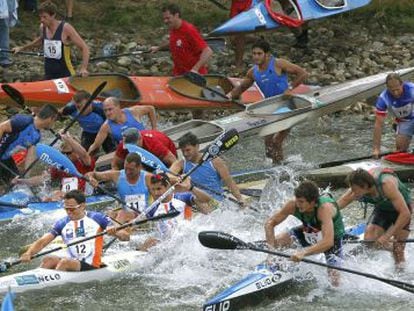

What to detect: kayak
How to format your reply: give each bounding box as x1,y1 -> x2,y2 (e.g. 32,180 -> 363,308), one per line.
0,250 -> 145,293
203,223 -> 366,311
304,158 -> 414,188
0,190 -> 115,223
210,0 -> 372,36
163,67 -> 414,146
0,73 -> 263,110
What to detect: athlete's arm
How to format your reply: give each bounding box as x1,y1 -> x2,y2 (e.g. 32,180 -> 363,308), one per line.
213,157 -> 243,203
191,46 -> 213,73
61,132 -> 91,166
131,106 -> 157,130
169,159 -> 184,175
276,58 -> 308,89
265,200 -> 296,247
20,233 -> 55,262
0,120 -> 12,139
336,189 -> 357,210
64,24 -> 90,76
88,123 -> 110,155
381,177 -> 411,239
85,170 -> 120,186
228,68 -> 255,99
372,114 -> 386,158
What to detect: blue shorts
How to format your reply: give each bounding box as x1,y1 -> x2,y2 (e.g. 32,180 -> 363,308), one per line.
290,227 -> 343,267
397,118 -> 414,137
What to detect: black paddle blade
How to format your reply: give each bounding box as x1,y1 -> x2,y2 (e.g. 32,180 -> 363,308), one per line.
2,84 -> 25,108
198,231 -> 248,250
184,71 -> 207,87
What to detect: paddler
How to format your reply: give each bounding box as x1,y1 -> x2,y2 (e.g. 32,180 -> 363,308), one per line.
372,73 -> 414,159
150,3 -> 213,76
265,180 -> 345,286
12,131 -> 95,201
228,39 -> 308,163
0,104 -> 58,189
20,190 -> 129,271
87,97 -> 157,155
60,90 -> 115,153
169,132 -> 244,205
85,153 -> 152,224
337,168 -> 412,270
112,127 -> 177,169
12,1 -> 90,79
138,173 -> 212,251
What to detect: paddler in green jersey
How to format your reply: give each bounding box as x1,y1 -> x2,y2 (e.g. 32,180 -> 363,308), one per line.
265,180 -> 345,286
337,168 -> 412,269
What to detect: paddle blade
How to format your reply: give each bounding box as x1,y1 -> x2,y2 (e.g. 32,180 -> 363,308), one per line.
198,231 -> 248,250
125,144 -> 169,172
35,144 -> 81,177
202,128 -> 240,161
2,84 -> 25,108
183,71 -> 207,87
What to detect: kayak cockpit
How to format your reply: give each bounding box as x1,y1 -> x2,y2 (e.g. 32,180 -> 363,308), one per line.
245,95 -> 314,116
164,120 -> 225,144
69,73 -> 141,103
315,0 -> 347,10
168,75 -> 234,102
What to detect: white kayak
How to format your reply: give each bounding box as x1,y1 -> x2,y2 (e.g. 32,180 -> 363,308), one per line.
0,250 -> 145,294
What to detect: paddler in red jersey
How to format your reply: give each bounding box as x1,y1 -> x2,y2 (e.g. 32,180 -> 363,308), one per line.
150,3 -> 213,76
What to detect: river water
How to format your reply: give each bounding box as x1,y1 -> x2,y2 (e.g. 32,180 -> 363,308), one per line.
1,114 -> 413,310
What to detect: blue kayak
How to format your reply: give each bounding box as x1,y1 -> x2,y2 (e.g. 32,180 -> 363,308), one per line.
0,190 -> 115,222
210,0 -> 372,36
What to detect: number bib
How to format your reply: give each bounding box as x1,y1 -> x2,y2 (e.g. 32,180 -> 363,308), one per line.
61,177 -> 78,193
70,240 -> 93,260
44,39 -> 62,59
392,103 -> 413,119
125,194 -> 146,212
304,231 -> 323,245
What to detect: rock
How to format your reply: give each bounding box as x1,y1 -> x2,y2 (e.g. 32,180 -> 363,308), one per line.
125,42 -> 138,50
117,57 -> 132,66
96,61 -> 112,70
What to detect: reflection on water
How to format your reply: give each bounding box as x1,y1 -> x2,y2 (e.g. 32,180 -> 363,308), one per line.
1,114 -> 413,310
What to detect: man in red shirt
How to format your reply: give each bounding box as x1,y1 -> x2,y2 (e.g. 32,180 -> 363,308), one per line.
150,3 -> 213,76
112,128 -> 177,170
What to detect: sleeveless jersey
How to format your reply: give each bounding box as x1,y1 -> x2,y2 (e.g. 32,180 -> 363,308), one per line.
253,56 -> 289,98
107,109 -> 145,143
62,101 -> 106,134
43,21 -> 75,79
117,170 -> 150,213
183,159 -> 223,200
50,211 -> 111,268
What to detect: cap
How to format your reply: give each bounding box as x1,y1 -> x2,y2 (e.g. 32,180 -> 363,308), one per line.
122,128 -> 141,144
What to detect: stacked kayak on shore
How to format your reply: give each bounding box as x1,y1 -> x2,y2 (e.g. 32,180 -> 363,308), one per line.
0,73 -> 263,110
211,0 -> 372,36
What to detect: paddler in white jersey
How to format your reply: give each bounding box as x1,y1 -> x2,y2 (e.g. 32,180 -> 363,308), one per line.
85,153 -> 152,224
138,173 -> 212,251
20,190 -> 129,271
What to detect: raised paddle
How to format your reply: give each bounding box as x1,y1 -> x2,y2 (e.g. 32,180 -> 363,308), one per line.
318,151 -> 395,168
20,81 -> 107,177
198,231 -> 414,294
34,143 -> 140,213
206,0 -> 229,10
0,210 -> 180,273
183,72 -> 245,109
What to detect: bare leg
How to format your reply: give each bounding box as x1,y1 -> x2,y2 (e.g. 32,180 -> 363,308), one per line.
116,210 -> 136,224
393,229 -> 410,268
65,0 -> 74,18
40,256 -> 61,269
56,258 -> 81,271
395,134 -> 411,152
264,129 -> 290,164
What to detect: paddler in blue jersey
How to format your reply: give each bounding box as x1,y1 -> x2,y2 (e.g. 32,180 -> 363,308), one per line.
169,132 -> 243,205
87,97 -> 157,155
85,153 -> 153,224
337,168 -> 412,270
138,173 -> 212,251
228,39 -> 308,163
372,73 -> 414,158
60,90 -> 115,153
0,104 -> 58,189
265,180 -> 345,286
20,190 -> 129,271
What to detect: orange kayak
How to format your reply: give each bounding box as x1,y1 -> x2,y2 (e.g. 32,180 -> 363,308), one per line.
0,73 -> 264,110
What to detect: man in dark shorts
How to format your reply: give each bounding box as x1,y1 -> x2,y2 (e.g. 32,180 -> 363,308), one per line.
337,168 -> 412,270
265,180 -> 345,286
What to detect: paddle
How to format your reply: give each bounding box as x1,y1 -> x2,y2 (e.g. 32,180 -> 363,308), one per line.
90,50 -> 150,62
183,72 -> 245,108
318,151 -> 395,168
34,143 -> 138,213
198,231 -> 414,294
0,211 -> 180,273
20,81 -> 107,177
205,37 -> 226,53
206,0 -> 229,10
346,239 -> 414,244
144,128 -> 240,217
0,48 -> 43,57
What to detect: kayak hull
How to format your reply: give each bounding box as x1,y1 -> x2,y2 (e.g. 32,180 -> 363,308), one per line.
211,0 -> 372,36
0,251 -> 145,293
0,73 -> 263,110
